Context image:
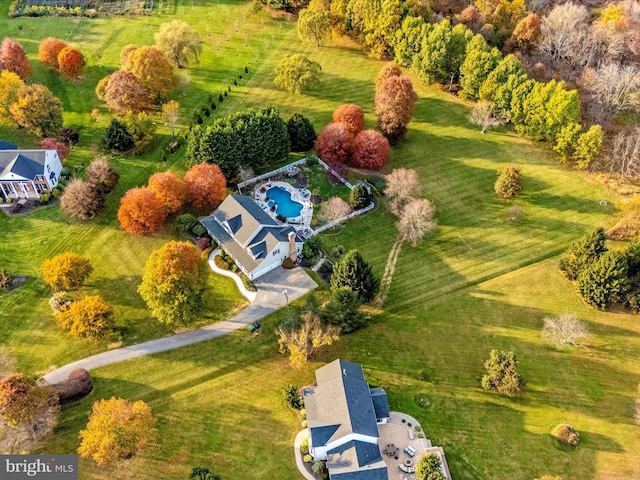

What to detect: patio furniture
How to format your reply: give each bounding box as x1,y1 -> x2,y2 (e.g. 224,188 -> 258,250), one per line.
404,446 -> 416,457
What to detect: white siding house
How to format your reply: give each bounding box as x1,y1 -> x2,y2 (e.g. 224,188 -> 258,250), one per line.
0,144 -> 63,200
200,194 -> 303,280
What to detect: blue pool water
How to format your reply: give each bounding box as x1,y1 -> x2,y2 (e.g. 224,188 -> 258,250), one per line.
267,186 -> 303,218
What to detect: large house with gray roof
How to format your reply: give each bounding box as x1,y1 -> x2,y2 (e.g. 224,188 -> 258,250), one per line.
201,194 -> 303,280
303,359 -> 390,480
0,142 -> 63,200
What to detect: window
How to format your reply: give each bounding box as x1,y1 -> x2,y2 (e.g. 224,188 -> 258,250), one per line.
47,165 -> 51,173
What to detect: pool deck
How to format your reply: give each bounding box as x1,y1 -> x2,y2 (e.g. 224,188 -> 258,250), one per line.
254,180 -> 313,233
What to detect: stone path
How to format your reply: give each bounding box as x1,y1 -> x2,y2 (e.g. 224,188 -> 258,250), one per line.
42,267 -> 317,385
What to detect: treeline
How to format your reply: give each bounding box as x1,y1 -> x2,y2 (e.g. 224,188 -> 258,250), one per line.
299,1 -> 604,169
186,106 -> 291,178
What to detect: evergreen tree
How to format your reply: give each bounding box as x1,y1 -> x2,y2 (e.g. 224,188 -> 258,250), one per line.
287,113 -> 317,152
574,125 -> 603,170
459,34 -> 501,100
394,16 -> 428,67
553,123 -> 582,162
577,250 -> 628,310
559,228 -> 607,281
330,250 -> 380,303
321,287 -> 367,333
349,183 -> 370,210
103,119 -> 134,151
479,54 -> 526,108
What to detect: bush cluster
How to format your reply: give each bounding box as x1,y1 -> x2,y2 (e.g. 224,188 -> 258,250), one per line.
552,424 -> 580,446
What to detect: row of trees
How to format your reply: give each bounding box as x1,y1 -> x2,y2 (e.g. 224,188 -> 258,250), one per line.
186,106 -> 290,178
117,162 -> 226,235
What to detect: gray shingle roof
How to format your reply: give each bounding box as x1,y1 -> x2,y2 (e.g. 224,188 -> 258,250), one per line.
326,440 -> 388,480
304,359 -> 380,446
0,150 -> 47,180
369,388 -> 389,420
201,194 -> 299,276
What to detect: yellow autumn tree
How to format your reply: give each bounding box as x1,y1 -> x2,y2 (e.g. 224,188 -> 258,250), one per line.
55,295 -> 114,340
276,312 -> 340,368
41,252 -> 93,292
78,397 -> 157,465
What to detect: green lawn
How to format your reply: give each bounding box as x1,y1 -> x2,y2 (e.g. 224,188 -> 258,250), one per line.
2,1 -> 640,479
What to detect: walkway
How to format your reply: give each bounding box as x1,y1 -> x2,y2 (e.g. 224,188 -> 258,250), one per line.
42,267 -> 317,385
294,429 -> 316,480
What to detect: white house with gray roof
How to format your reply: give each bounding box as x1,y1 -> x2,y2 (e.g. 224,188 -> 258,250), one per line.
0,142 -> 63,200
200,194 -> 304,280
303,359 -> 390,480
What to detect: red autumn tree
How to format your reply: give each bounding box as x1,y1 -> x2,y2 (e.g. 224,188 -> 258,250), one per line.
41,138 -> 70,161
351,130 -> 391,170
148,171 -> 187,214
332,104 -> 365,136
117,187 -> 167,234
38,37 -> 68,69
57,47 -> 85,79
123,46 -> 178,103
374,75 -> 418,145
0,38 -> 32,79
101,70 -> 150,114
314,122 -> 354,165
184,163 -> 227,213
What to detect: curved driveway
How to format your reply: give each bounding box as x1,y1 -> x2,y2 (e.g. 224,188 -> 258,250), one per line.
42,267 -> 316,385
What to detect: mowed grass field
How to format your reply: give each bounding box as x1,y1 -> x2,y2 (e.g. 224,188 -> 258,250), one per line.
0,1 -> 639,479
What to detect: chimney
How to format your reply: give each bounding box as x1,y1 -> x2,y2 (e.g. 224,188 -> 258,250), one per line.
288,231 -> 298,262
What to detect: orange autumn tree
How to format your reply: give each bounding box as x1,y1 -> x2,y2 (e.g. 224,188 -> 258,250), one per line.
148,171 -> 187,214
57,47 -> 85,79
332,104 -> 365,136
38,37 -> 68,69
117,187 -> 167,234
138,241 -> 209,326
78,397 -> 157,465
41,252 -> 93,292
183,162 -> 226,212
55,295 -> 114,340
123,45 -> 178,103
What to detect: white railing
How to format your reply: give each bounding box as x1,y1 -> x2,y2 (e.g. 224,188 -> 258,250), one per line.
315,157 -> 354,190
237,158 -> 308,193
313,202 -> 375,234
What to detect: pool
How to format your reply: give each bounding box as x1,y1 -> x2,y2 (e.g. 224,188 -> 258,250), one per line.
267,186 -> 303,218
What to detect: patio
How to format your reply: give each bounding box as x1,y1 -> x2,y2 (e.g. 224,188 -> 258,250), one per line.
377,412 -> 452,480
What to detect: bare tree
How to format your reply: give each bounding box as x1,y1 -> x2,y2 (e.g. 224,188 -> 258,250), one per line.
237,166 -> 255,183
85,156 -> 120,194
581,64 -> 640,120
397,198 -> 437,246
469,100 -> 505,134
60,179 -> 104,220
598,129 -> 640,183
384,168 -> 421,216
317,197 -> 352,226
539,3 -> 591,69
541,313 -> 589,347
276,312 -> 340,368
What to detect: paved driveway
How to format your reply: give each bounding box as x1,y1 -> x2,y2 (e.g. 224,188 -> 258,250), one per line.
42,267 -> 317,385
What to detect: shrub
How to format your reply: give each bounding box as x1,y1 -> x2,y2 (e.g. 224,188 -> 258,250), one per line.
301,420 -> 307,428
300,437 -> 309,455
416,452 -> 445,480
481,349 -> 525,397
0,269 -> 15,290
300,408 -> 306,420
176,214 -> 198,234
282,257 -> 296,269
494,164 -> 522,199
52,188 -> 62,198
349,184 -> 370,210
191,224 -> 207,237
302,237 -> 322,267
303,454 -> 312,463
241,274 -> 256,291
214,255 -> 230,270
52,368 -> 93,404
284,384 -> 303,409
195,237 -> 211,251
552,424 -> 580,446
38,193 -> 51,205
